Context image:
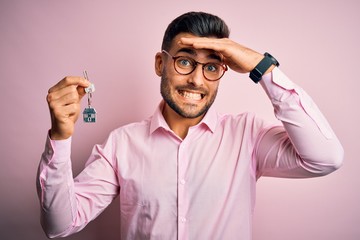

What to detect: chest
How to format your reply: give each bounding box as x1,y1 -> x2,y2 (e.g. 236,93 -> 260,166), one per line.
116,129 -> 254,208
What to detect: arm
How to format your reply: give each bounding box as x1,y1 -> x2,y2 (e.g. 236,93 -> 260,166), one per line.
37,135 -> 119,238
254,68 -> 343,178
179,37 -> 344,178
36,77 -> 118,238
37,136 -> 77,238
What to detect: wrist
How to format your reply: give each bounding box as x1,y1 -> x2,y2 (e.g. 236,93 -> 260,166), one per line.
49,128 -> 72,140
264,64 -> 276,75
249,52 -> 279,83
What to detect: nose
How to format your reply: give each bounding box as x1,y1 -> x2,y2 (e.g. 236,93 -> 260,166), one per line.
187,64 -> 205,86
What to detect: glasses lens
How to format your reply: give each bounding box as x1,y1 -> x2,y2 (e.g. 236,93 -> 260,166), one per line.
203,63 -> 224,81
174,57 -> 195,74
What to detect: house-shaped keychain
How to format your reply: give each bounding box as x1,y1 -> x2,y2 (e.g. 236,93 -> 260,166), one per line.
82,71 -> 96,123
83,106 -> 97,123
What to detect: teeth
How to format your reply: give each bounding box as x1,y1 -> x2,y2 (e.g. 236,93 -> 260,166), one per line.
180,90 -> 202,100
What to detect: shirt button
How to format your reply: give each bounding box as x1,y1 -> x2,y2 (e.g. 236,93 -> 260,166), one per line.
180,217 -> 187,223
180,179 -> 186,185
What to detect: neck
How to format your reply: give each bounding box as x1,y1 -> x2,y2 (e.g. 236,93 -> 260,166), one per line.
162,104 -> 204,139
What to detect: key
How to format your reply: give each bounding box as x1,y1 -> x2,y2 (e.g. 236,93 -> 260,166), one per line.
85,83 -> 95,93
83,70 -> 95,93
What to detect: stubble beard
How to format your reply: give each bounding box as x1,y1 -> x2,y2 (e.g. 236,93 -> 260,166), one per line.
160,73 -> 218,119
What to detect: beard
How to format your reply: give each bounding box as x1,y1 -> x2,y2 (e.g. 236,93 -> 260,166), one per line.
160,73 -> 218,119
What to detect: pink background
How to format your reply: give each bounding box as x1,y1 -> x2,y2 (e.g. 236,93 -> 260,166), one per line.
1,0 -> 359,239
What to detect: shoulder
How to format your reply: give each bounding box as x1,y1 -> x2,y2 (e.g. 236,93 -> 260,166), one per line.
218,112 -> 260,126
109,117 -> 152,140
216,112 -> 274,137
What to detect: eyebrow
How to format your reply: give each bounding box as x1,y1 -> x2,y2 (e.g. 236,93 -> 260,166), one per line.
175,48 -> 223,62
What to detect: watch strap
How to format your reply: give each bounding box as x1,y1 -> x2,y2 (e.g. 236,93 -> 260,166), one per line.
249,52 -> 279,83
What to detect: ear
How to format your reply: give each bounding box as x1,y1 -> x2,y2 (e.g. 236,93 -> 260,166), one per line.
155,52 -> 163,77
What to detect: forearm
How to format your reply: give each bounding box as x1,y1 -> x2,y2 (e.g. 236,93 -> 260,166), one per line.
256,68 -> 344,177
36,136 -> 83,238
37,133 -> 119,238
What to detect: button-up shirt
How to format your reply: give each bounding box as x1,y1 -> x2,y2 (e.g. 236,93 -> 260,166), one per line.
37,68 -> 343,239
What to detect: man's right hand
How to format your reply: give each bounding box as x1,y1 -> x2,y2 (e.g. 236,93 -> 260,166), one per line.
47,76 -> 90,140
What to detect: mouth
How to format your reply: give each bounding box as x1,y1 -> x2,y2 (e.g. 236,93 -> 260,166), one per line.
178,90 -> 205,101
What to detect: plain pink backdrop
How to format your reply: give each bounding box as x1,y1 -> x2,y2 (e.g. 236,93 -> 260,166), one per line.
1,0 -> 359,239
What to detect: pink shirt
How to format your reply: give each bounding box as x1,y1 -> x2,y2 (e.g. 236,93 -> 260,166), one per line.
37,68 -> 343,239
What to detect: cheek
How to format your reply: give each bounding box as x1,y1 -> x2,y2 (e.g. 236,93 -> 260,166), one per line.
208,83 -> 220,94
165,74 -> 187,88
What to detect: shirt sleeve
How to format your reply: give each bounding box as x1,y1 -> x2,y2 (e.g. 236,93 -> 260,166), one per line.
36,133 -> 119,238
254,68 -> 344,179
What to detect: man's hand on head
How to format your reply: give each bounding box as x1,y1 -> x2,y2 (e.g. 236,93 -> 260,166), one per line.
178,37 -> 267,75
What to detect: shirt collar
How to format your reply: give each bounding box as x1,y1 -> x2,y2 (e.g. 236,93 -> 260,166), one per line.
149,101 -> 169,134
149,101 -> 218,135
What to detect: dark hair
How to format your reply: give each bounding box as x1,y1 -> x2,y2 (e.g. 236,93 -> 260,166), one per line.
161,11 -> 230,51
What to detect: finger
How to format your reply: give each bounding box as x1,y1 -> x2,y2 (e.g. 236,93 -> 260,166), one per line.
49,103 -> 80,140
179,37 -> 234,59
77,85 -> 88,99
179,37 -> 222,48
51,102 -> 80,121
47,84 -> 81,106
48,76 -> 89,93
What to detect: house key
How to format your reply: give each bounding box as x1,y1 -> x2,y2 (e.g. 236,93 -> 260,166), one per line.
82,70 -> 97,123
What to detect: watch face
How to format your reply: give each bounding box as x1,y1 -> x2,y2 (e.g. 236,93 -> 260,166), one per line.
265,52 -> 280,67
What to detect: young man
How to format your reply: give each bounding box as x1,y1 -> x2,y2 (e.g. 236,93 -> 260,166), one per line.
37,12 -> 343,239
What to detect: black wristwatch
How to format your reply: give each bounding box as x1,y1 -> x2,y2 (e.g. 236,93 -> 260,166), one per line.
249,52 -> 279,83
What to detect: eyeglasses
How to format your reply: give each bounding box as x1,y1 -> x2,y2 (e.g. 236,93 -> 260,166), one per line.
162,50 -> 227,81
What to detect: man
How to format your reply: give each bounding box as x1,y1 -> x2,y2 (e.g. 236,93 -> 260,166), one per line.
37,12 -> 344,239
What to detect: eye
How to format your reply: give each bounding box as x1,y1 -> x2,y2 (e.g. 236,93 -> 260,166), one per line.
204,63 -> 219,73
176,57 -> 194,68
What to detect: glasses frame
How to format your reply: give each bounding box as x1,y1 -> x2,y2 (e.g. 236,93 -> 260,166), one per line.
162,50 -> 227,81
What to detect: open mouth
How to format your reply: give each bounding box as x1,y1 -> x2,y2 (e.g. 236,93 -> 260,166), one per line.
178,90 -> 205,100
